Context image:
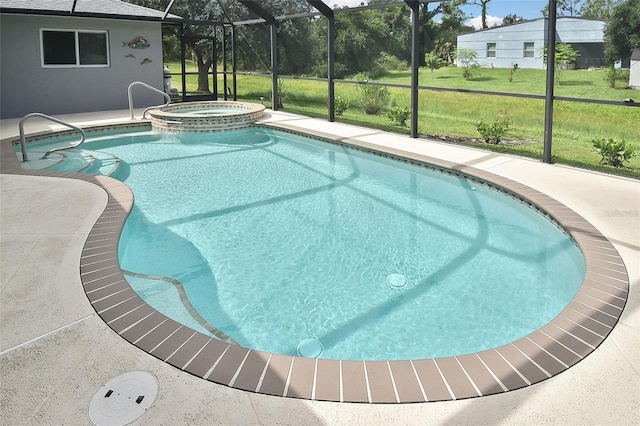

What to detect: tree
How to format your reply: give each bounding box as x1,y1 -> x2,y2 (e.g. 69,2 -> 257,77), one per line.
369,0 -> 413,65
128,0 -> 315,92
311,7 -> 392,78
471,0 -> 491,29
604,0 -> 640,63
542,43 -> 580,84
127,0 -> 218,92
579,0 -> 624,18
419,0 -> 468,65
502,13 -> 525,24
542,0 -> 583,17
435,4 -> 473,63
425,51 -> 444,73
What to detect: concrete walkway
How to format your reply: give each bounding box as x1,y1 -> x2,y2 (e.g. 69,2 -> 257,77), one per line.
1,110 -> 638,425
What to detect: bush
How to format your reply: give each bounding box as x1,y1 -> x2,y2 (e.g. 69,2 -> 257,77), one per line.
359,84 -> 390,115
424,52 -> 444,74
376,52 -> 408,71
475,111 -> 510,144
388,106 -> 410,126
335,96 -> 349,116
592,138 -> 638,168
454,48 -> 478,81
604,65 -> 630,88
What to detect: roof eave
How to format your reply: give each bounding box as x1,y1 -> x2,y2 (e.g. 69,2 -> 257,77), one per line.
0,7 -> 184,23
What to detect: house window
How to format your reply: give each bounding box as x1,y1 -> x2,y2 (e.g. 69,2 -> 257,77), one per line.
486,43 -> 496,58
41,29 -> 109,67
523,42 -> 535,58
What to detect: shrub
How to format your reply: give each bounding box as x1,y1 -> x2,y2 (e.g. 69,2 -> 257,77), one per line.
388,106 -> 410,126
276,78 -> 286,108
592,138 -> 638,168
475,111 -> 510,144
541,43 -> 580,85
508,64 -> 518,83
376,52 -> 408,71
334,96 -> 349,116
454,48 -> 478,81
425,52 -> 444,74
359,84 -> 390,115
604,65 -> 630,88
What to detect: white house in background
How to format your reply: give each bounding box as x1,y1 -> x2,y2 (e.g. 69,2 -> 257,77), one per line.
0,0 -> 180,119
630,49 -> 640,90
456,17 -> 606,70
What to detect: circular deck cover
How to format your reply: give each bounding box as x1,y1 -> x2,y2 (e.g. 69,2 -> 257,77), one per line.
89,370 -> 158,426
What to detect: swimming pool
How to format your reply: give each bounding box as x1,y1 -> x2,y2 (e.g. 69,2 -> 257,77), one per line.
5,121 -> 627,402
21,125 -> 585,360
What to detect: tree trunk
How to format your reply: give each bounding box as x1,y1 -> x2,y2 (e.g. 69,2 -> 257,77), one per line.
482,3 -> 487,29
194,50 -> 212,94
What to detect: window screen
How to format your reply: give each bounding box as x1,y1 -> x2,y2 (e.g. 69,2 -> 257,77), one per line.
524,42 -> 535,58
42,30 -> 77,65
78,32 -> 108,65
486,43 -> 496,58
41,29 -> 109,67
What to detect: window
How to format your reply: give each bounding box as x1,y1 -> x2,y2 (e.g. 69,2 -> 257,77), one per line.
41,29 -> 109,67
486,43 -> 496,58
524,42 -> 535,58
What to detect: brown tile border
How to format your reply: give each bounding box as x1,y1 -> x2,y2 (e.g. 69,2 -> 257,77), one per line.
1,122 -> 629,404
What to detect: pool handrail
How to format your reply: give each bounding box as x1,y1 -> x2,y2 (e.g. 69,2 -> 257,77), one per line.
128,82 -> 171,120
18,113 -> 86,162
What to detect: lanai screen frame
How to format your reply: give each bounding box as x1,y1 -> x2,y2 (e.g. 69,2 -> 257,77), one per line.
188,0 -> 637,165
1,0 -> 638,164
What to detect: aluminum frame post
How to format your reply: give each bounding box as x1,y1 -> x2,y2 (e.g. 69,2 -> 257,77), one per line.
406,0 -> 419,138
328,14 -> 335,121
213,25 -> 219,100
270,23 -> 279,111
180,23 -> 187,102
231,24 -> 237,101
543,0 -> 557,164
308,0 -> 335,121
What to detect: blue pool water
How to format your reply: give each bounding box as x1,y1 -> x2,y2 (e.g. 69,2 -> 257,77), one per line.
22,127 -> 585,360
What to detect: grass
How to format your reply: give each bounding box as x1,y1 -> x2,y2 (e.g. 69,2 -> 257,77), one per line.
165,61 -> 640,179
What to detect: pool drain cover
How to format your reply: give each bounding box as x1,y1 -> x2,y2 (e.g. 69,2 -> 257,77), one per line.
387,273 -> 407,288
297,339 -> 324,358
89,371 -> 158,426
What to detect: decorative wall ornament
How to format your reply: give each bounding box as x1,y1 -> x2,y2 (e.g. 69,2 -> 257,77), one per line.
123,36 -> 150,49
140,58 -> 152,65
125,53 -> 136,58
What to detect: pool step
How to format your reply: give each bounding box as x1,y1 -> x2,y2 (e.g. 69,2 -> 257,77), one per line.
82,150 -> 120,176
23,148 -> 121,177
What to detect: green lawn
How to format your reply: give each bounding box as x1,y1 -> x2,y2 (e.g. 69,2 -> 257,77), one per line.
165,62 -> 640,179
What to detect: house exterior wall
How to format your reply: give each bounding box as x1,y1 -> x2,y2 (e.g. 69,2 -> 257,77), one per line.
457,20 -> 546,69
0,14 -> 164,119
456,18 -> 605,70
630,49 -> 640,90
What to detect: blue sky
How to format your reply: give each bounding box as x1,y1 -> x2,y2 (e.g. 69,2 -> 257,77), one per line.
460,1 -> 549,28
329,1 -> 550,29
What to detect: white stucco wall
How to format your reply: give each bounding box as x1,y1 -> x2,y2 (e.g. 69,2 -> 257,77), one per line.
0,14 -> 165,119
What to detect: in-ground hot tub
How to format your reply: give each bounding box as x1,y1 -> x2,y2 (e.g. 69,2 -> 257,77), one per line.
148,101 -> 265,132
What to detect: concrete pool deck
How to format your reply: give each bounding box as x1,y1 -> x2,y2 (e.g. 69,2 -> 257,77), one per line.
1,109 -> 638,424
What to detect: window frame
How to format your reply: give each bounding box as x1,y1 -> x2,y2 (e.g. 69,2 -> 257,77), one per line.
486,43 -> 496,58
40,28 -> 110,68
523,42 -> 535,59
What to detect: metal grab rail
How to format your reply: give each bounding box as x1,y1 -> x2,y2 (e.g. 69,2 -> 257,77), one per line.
19,113 -> 86,162
128,82 -> 171,119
